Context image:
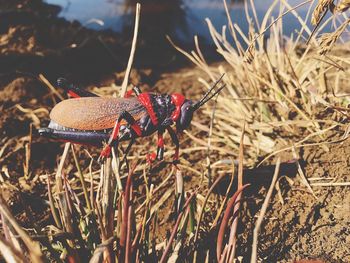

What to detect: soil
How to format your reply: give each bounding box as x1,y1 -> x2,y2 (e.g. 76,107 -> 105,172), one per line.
237,138 -> 350,262
0,1 -> 349,263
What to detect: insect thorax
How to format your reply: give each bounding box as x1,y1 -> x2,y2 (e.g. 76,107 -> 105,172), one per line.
150,94 -> 176,124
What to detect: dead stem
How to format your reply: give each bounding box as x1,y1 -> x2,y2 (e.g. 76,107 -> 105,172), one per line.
251,158 -> 281,263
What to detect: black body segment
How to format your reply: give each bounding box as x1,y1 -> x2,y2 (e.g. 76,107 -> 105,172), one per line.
148,94 -> 175,126
38,127 -> 111,146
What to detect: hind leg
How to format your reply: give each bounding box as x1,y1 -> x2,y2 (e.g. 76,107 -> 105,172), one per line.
99,111 -> 142,161
57,78 -> 98,98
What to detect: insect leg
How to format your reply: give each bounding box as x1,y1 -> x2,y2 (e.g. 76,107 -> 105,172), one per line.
100,111 -> 143,159
156,129 -> 165,160
166,126 -> 180,163
57,78 -> 98,98
120,137 -> 135,171
124,86 -> 142,98
146,129 -> 165,164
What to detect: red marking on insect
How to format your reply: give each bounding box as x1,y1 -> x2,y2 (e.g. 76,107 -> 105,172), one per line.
146,152 -> 157,164
124,89 -> 134,98
131,123 -> 142,136
173,148 -> 179,161
68,90 -> 80,98
111,123 -> 121,140
171,93 -> 186,121
157,131 -> 164,147
100,145 -> 111,157
137,93 -> 158,125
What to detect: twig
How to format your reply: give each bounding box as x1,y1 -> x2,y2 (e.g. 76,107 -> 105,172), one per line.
0,195 -> 43,262
206,94 -> 219,185
125,203 -> 133,263
120,162 -> 137,250
55,143 -> 71,192
159,192 -> 196,263
216,184 -> 250,262
227,123 -> 245,262
47,176 -> 62,229
39,74 -> 64,101
251,157 -> 281,263
292,146 -> 317,199
120,3 -> 141,97
310,182 -> 350,186
194,173 -> 225,243
71,144 -> 91,211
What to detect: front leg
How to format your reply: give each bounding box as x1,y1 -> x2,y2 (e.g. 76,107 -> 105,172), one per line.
100,111 -> 142,160
156,129 -> 165,160
146,129 -> 165,164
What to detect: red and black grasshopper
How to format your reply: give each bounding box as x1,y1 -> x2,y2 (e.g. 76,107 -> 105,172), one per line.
39,75 -> 225,164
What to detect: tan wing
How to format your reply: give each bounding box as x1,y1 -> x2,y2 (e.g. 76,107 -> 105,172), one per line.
50,97 -> 147,130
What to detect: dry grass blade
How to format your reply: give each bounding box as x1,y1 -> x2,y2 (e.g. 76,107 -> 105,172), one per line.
310,181 -> 350,186
55,142 -> 70,191
39,74 -> 64,100
216,184 -> 250,262
251,157 -> 280,263
23,123 -> 32,179
120,3 -> 141,97
160,191 -> 196,263
120,162 -> 137,262
0,195 -> 43,262
211,163 -> 235,230
47,176 -> 62,228
194,173 -> 225,243
71,144 -> 91,211
125,204 -> 133,263
292,147 -> 317,199
206,93 -> 219,184
175,168 -> 184,214
227,124 -> 245,262
0,236 -> 26,263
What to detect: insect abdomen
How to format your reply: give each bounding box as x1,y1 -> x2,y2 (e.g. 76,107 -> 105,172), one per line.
50,97 -> 147,131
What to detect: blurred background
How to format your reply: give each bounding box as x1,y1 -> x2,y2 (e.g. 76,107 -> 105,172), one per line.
0,0 -> 319,83
44,0 -> 314,66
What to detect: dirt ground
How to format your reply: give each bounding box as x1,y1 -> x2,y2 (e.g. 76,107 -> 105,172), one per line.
238,138 -> 350,262
0,1 -> 349,262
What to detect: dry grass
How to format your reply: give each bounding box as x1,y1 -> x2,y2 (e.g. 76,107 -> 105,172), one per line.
1,0 -> 350,262
335,0 -> 350,12
319,18 -> 350,54
170,0 -> 350,167
0,141 -> 249,262
311,0 -> 334,26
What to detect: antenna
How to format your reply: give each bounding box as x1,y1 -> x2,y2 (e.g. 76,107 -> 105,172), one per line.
192,74 -> 226,110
